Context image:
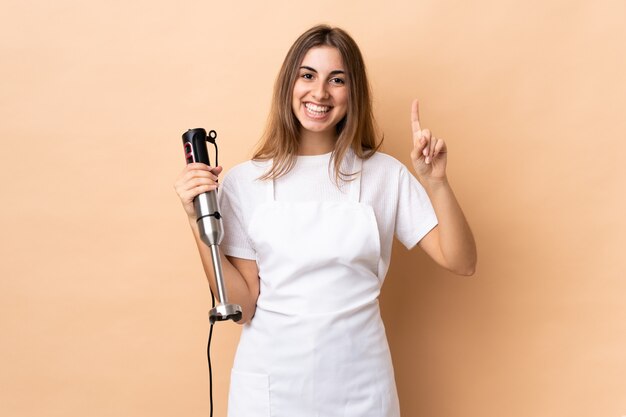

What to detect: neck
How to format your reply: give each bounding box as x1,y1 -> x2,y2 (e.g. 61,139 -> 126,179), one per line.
298,129 -> 336,155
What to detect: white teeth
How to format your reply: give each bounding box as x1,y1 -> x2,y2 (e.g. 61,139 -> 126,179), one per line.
305,103 -> 330,113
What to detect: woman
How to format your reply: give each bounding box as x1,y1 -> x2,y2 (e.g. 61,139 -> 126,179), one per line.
174,25 -> 476,417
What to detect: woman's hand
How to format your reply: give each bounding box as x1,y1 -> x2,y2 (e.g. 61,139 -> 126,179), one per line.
173,163 -> 223,219
410,99 -> 448,183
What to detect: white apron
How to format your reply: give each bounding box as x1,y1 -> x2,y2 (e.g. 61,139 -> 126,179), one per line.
227,156 -> 400,417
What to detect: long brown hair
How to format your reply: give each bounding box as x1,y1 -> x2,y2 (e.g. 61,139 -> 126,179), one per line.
253,24 -> 382,182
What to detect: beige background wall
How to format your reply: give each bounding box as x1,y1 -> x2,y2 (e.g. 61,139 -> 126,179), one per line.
1,1 -> 625,416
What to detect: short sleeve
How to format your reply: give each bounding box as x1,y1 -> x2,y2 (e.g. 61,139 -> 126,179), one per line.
394,166 -> 439,250
218,173 -> 256,260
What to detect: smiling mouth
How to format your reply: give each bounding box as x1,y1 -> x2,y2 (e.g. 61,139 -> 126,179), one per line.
304,102 -> 332,119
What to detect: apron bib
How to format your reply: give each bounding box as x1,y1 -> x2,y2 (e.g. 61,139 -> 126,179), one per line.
228,156 -> 400,417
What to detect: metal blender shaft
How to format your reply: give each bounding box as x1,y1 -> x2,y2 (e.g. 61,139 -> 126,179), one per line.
209,244 -> 228,304
194,191 -> 242,323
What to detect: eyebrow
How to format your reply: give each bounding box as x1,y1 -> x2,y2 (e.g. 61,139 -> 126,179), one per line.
299,66 -> 345,76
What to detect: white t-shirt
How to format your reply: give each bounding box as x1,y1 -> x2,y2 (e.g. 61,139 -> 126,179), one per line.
218,150 -> 438,281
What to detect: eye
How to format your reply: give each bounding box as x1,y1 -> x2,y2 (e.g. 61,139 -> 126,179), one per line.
330,77 -> 345,85
301,72 -> 314,80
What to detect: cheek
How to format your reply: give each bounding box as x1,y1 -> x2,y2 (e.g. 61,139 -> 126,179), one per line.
337,91 -> 349,113
292,80 -> 305,99
291,85 -> 301,111
336,88 -> 349,106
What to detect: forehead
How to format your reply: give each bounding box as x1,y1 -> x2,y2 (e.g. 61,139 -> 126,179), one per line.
299,46 -> 345,70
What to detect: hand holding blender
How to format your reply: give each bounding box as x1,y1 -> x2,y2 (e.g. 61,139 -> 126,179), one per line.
181,128 -> 242,324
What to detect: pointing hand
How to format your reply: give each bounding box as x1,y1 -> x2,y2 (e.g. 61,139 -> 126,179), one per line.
410,99 -> 447,182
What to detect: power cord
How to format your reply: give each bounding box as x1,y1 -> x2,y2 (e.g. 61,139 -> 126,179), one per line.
206,137 -> 218,417
208,292 -> 215,417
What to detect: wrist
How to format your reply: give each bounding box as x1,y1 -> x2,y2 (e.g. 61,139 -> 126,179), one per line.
420,176 -> 449,192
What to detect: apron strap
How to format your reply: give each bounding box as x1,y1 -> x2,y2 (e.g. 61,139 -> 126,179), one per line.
268,174 -> 275,202
263,159 -> 275,202
348,155 -> 363,203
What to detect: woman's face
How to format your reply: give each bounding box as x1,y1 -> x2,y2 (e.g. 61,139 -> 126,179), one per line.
291,46 -> 348,139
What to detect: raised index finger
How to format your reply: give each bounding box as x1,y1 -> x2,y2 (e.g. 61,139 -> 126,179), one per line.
411,99 -> 421,133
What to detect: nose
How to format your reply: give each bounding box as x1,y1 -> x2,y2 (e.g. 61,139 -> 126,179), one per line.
312,80 -> 329,100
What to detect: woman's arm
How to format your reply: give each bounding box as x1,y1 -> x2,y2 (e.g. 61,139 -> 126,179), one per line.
409,99 -> 477,276
417,181 -> 476,275
188,218 -> 260,323
175,163 -> 260,324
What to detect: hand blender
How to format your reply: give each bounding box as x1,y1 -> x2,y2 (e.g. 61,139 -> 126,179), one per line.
182,128 -> 243,324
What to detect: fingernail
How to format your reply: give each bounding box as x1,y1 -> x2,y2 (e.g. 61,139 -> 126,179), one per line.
425,156 -> 430,164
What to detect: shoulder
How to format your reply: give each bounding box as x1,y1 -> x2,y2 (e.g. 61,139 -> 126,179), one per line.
224,159 -> 269,178
361,151 -> 408,177
220,159 -> 270,205
356,152 -> 408,202
222,159 -> 270,186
